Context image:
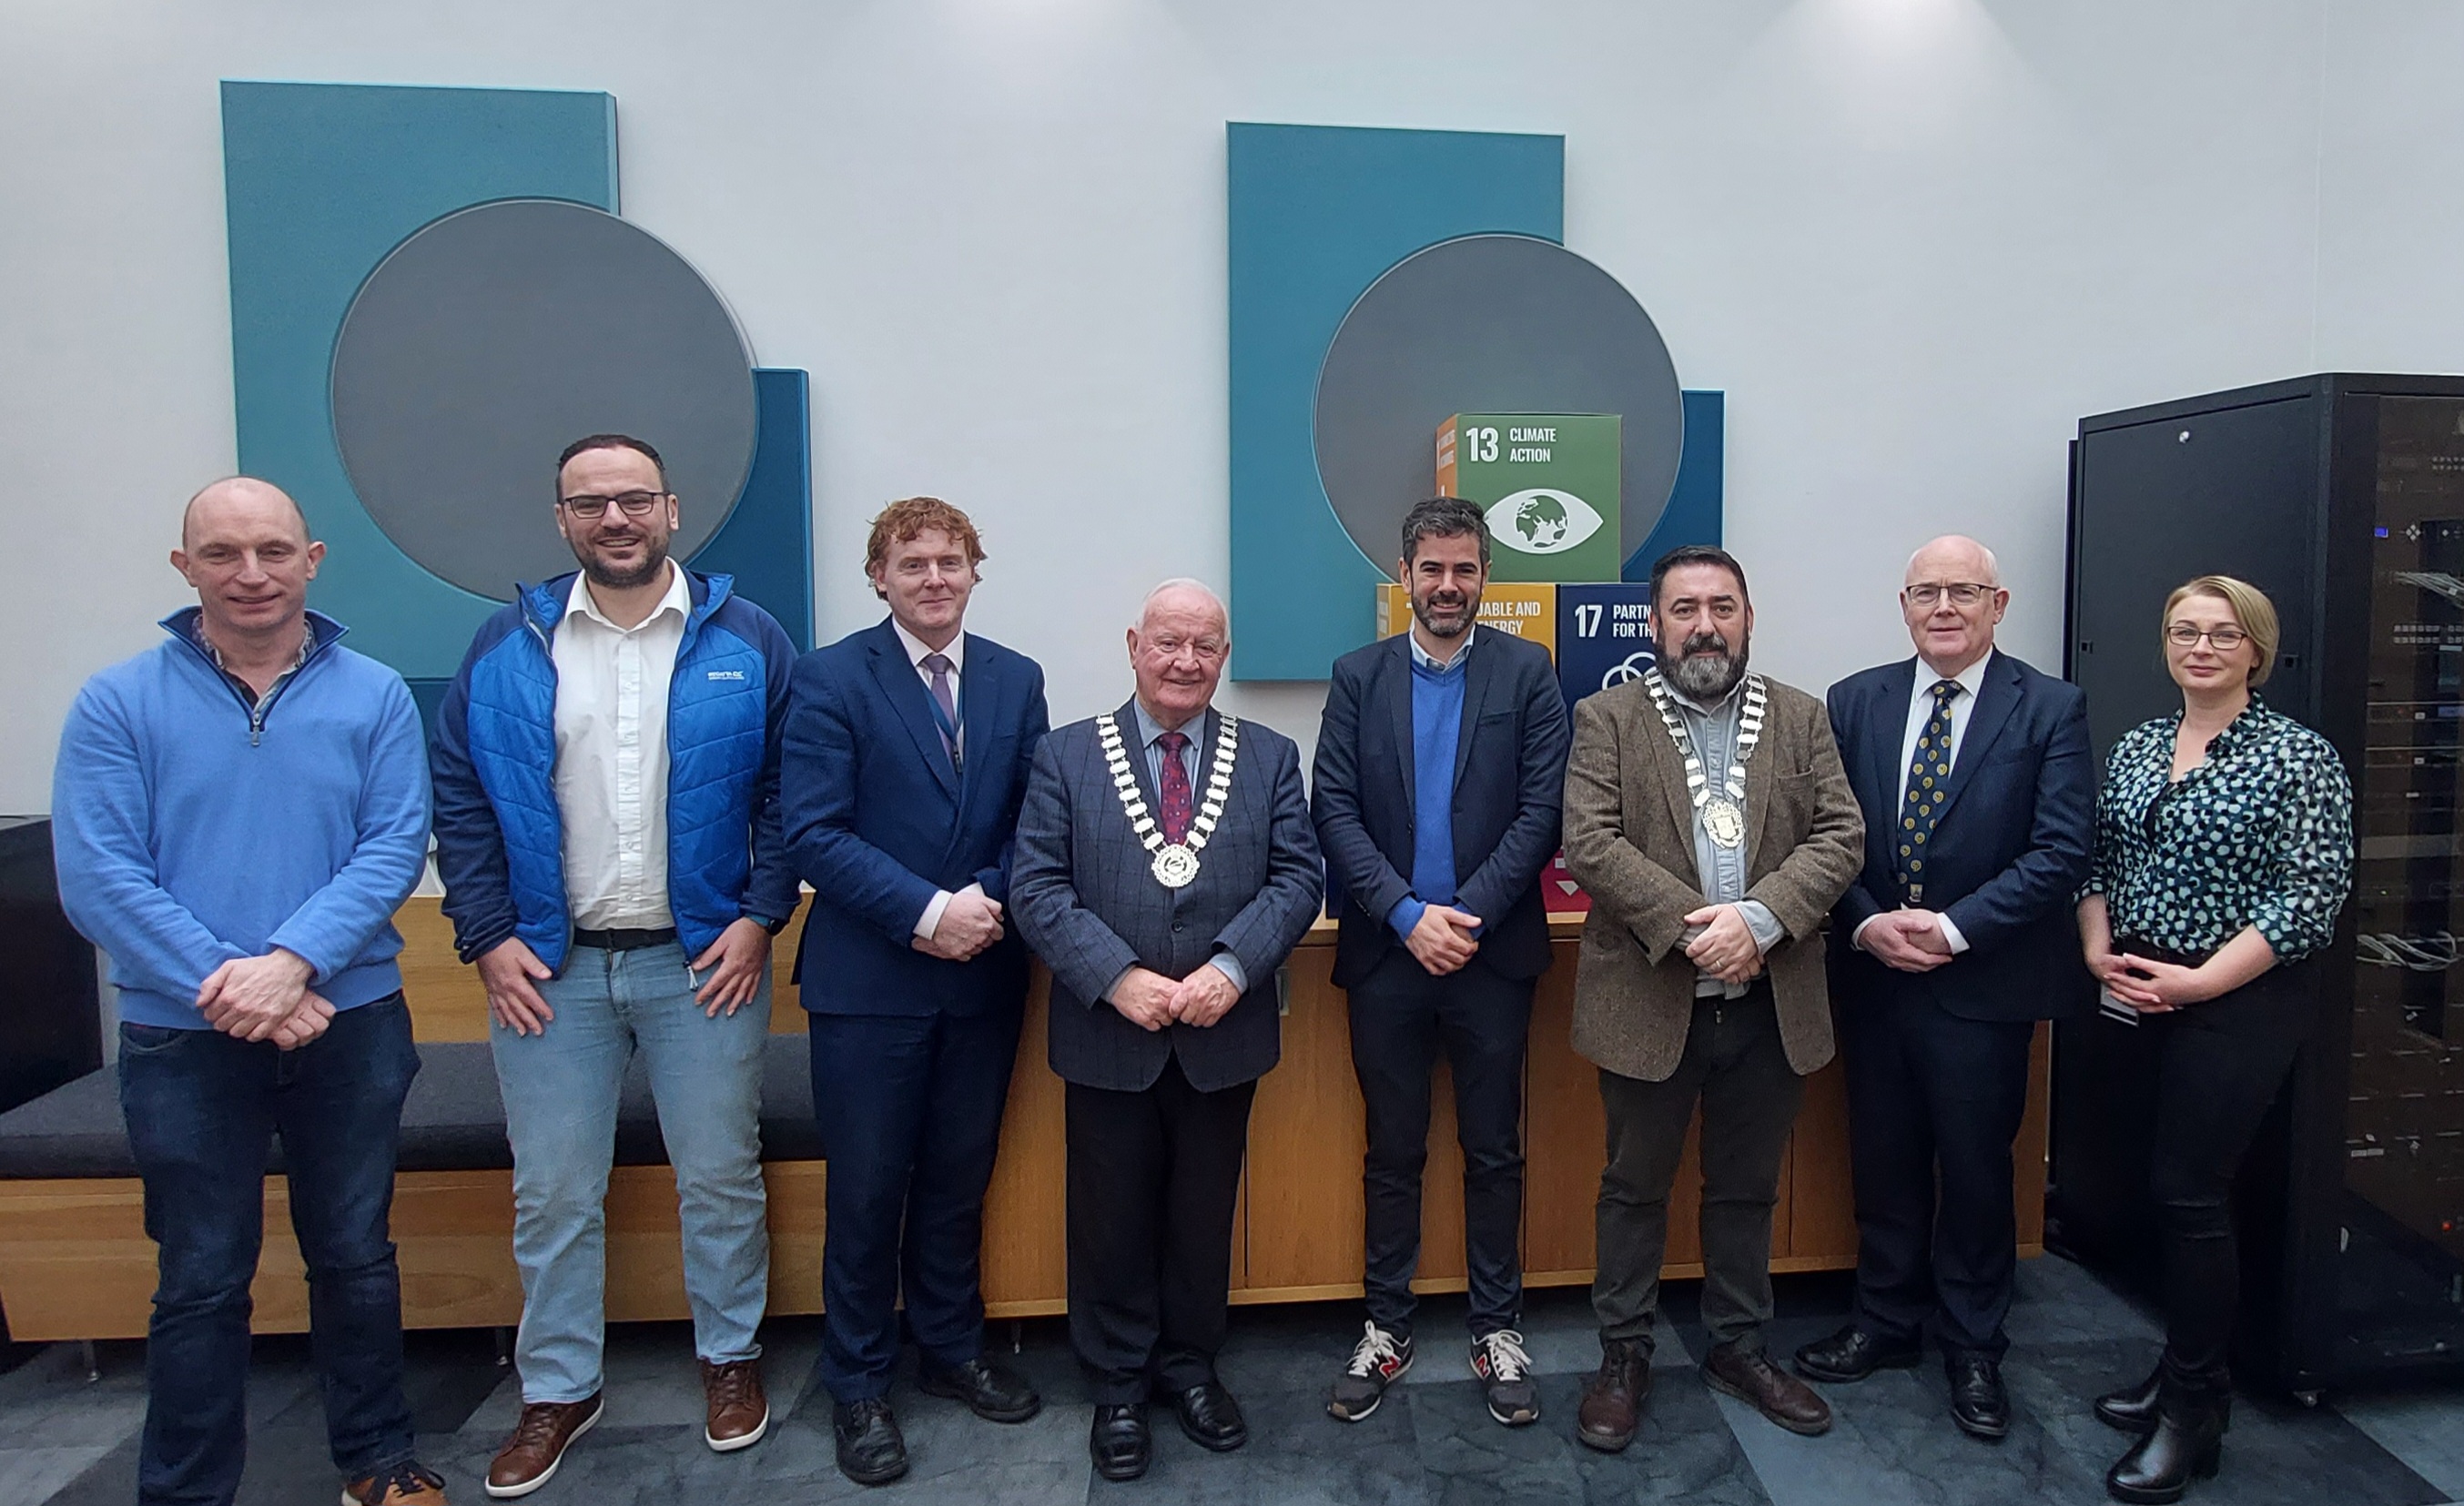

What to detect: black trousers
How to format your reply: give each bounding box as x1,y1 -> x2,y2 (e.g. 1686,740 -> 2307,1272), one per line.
1593,985 -> 1804,1355
1839,988 -> 2036,1357
1065,1054 -> 1256,1403
2132,949 -> 2317,1393
1349,947 -> 1532,1340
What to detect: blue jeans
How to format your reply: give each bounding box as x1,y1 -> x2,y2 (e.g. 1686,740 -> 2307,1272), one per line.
118,995 -> 421,1506
492,942 -> 770,1402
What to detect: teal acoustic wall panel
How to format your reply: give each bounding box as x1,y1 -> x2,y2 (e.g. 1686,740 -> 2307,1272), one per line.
1225,123 -> 1563,681
220,80 -> 618,680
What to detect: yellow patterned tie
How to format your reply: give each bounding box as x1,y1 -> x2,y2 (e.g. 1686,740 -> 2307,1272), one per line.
1895,681 -> 1960,904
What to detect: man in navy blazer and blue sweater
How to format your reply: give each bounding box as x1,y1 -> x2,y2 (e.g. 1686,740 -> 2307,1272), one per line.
780,499 -> 1049,1488
1800,536 -> 2094,1441
1311,498 -> 1569,1430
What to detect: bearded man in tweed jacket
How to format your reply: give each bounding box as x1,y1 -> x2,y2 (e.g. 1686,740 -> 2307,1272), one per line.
1560,546 -> 1862,1450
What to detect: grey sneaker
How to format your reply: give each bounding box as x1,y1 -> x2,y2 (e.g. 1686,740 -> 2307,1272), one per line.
1472,1329 -> 1539,1426
1329,1321 -> 1413,1421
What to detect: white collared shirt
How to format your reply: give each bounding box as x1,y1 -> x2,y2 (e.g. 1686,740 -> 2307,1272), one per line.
888,617 -> 982,941
1853,648 -> 1995,956
552,562 -> 691,929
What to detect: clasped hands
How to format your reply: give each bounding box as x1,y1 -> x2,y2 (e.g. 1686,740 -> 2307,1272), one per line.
1680,903 -> 1766,985
1405,904 -> 1482,976
914,885 -> 1005,963
2089,949 -> 2218,1014
1861,907 -> 1957,973
1110,961 -> 1241,1032
197,949 -> 331,1050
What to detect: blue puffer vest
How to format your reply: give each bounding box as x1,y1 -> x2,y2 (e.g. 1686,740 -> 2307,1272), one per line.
431,570 -> 795,974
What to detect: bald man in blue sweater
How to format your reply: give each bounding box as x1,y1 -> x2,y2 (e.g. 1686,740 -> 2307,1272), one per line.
53,480 -> 442,1506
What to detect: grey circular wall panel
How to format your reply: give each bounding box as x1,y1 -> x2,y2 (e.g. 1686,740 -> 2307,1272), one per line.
331,198 -> 756,600
1313,234 -> 1684,574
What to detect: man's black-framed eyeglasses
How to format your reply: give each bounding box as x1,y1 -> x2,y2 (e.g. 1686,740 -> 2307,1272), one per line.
560,490 -> 669,521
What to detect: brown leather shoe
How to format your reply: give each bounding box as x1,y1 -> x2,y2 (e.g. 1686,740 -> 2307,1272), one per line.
485,1393 -> 603,1499
1577,1337 -> 1651,1452
1703,1341 -> 1832,1436
701,1358 -> 770,1452
344,1458 -> 450,1504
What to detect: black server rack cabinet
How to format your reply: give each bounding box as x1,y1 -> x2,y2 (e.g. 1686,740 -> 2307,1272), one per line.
2058,373 -> 2464,1395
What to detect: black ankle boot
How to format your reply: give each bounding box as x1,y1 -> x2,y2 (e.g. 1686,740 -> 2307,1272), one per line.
2105,1388 -> 2227,1504
2094,1364 -> 2163,1434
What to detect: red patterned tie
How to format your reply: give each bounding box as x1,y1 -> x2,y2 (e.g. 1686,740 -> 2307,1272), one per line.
1156,731 -> 1193,844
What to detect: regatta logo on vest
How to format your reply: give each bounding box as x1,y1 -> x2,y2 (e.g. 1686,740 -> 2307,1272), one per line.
706,669 -> 747,681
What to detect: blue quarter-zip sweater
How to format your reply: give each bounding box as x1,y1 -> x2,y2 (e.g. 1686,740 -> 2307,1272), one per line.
52,610 -> 432,1030
428,570 -> 800,974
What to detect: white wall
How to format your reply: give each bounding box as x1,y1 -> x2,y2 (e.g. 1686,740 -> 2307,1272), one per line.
3,0 -> 2457,811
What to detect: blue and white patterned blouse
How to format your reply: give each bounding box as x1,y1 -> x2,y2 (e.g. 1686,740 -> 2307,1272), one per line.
2085,697 -> 2354,962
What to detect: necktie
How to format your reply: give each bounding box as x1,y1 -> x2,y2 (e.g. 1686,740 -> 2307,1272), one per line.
1156,731 -> 1193,844
924,653 -> 960,773
1896,680 -> 1960,904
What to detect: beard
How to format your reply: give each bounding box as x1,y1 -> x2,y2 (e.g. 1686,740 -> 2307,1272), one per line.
1411,584 -> 1480,641
575,531 -> 672,591
1663,630 -> 1749,701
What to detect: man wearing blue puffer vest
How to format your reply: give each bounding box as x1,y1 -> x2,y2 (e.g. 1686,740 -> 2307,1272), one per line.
430,434 -> 801,1499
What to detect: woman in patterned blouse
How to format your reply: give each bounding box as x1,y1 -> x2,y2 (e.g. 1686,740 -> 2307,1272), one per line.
2075,575 -> 2352,1505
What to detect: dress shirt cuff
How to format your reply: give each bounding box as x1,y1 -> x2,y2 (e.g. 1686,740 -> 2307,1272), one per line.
1387,896 -> 1427,944
915,889 -> 955,941
1850,914 -> 1882,953
1207,949 -> 1248,995
1736,900 -> 1785,956
1935,911 -> 1971,955
1102,964 -> 1136,1004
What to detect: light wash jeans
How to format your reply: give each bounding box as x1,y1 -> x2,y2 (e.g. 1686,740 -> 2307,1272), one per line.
491,940 -> 770,1402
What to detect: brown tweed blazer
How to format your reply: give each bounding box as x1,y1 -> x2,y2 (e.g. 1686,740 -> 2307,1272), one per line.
1561,674 -> 1863,1083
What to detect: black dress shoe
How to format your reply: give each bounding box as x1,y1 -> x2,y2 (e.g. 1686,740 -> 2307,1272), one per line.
1794,1324 -> 1922,1384
1090,1403 -> 1151,1481
1168,1380 -> 1250,1451
919,1356 -> 1042,1423
832,1397 -> 908,1488
2095,1364 -> 2163,1434
1947,1353 -> 2010,1440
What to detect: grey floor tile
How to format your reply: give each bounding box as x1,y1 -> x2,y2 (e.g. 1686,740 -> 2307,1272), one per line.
1412,1371 -> 1768,1506
0,1446 -> 115,1503
2341,1387 -> 2464,1502
2003,1255 -> 2163,1349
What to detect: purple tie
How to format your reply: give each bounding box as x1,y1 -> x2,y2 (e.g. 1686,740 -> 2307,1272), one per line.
924,653 -> 959,771
1156,731 -> 1193,844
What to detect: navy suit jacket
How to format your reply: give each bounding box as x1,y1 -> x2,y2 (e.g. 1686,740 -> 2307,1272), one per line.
782,618 -> 1049,1016
1824,651 -> 2095,1023
1312,626 -> 1569,989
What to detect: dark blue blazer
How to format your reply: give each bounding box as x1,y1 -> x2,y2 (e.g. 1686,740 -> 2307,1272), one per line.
782,619 -> 1049,1016
1312,626 -> 1569,989
1824,651 -> 2095,1023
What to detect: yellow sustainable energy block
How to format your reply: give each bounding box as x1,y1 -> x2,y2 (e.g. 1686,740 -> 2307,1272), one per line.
1377,581 -> 1556,656
1435,412 -> 1623,583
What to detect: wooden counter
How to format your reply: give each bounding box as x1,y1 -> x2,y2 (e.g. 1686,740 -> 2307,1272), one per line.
0,898 -> 2048,1338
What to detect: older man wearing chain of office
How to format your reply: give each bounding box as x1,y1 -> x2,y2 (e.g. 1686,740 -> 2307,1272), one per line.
1561,545 -> 1863,1450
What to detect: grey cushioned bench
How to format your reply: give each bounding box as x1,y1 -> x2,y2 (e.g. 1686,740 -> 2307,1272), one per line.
0,1036 -> 825,1180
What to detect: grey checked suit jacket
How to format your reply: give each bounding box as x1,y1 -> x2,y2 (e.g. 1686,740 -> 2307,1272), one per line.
1011,700 -> 1324,1093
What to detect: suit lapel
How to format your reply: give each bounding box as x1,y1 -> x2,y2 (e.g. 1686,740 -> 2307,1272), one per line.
1932,652 -> 2019,825
951,635 -> 993,815
1380,635 -> 1416,814
1639,694 -> 1703,889
1743,680 -> 1773,873
1111,697 -> 1164,830
1867,662 -> 1917,874
869,625 -> 958,799
1445,627 -> 1496,793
